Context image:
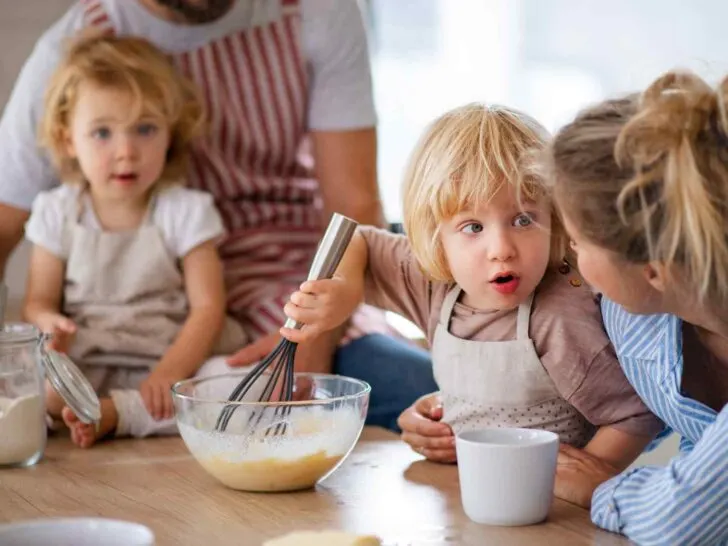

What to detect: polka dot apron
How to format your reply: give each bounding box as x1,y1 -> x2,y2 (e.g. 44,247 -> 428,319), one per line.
432,285 -> 594,447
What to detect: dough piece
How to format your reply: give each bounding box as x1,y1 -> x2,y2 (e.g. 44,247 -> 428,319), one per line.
263,531 -> 381,546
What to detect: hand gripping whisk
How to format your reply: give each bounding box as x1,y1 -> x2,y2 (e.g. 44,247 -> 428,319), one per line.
215,213 -> 358,433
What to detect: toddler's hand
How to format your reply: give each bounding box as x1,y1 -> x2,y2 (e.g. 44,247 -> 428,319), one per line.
280,277 -> 360,343
139,372 -> 178,421
37,313 -> 77,354
398,392 -> 456,464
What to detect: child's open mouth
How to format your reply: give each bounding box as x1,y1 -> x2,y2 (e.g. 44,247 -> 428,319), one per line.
490,273 -> 520,294
114,173 -> 138,185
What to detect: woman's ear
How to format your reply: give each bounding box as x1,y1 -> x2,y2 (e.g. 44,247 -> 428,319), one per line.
643,261 -> 668,293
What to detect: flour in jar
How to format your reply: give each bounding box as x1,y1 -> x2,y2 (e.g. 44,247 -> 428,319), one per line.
0,394 -> 46,465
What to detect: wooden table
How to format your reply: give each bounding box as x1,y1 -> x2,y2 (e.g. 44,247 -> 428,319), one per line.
0,428 -> 629,545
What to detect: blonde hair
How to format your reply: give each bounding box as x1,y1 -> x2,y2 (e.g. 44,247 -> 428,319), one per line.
402,103 -> 565,281
40,31 -> 205,185
545,70 -> 728,307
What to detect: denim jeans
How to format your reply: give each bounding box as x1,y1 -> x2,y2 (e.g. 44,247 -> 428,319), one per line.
333,333 -> 437,432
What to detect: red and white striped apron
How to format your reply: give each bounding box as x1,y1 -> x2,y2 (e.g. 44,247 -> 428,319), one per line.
80,0 -> 393,343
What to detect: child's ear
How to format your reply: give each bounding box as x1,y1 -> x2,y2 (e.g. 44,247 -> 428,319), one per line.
643,262 -> 668,293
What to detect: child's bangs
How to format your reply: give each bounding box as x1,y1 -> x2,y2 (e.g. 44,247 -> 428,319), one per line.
89,70 -> 176,125
427,139 -> 544,221
429,164 -> 500,222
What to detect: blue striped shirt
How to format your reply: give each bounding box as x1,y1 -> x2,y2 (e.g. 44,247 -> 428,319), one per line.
592,297 -> 728,545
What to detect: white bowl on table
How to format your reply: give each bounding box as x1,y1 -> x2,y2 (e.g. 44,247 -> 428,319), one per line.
0,518 -> 155,546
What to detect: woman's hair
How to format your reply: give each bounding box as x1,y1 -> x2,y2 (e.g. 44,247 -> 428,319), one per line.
544,70 -> 728,306
40,31 -> 204,186
402,102 -> 565,281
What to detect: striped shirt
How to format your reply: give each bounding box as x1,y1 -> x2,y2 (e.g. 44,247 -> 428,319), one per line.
592,297 -> 728,545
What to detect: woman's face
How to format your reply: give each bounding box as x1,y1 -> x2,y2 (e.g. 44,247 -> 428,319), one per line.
561,214 -> 666,315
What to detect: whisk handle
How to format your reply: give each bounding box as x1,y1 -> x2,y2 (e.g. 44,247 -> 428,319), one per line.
284,212 -> 358,330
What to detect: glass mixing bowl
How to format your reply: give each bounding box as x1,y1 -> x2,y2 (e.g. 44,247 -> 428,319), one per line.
172,372 -> 370,492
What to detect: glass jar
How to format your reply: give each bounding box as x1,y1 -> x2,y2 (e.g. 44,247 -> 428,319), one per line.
0,322 -> 100,468
0,323 -> 47,467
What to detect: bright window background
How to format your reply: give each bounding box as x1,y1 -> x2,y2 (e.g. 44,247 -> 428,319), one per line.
365,0 -> 728,221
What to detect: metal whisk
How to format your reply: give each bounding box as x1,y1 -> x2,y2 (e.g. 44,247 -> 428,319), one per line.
215,213 -> 358,433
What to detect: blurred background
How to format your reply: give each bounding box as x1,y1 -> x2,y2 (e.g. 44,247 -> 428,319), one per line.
4,0 -> 725,463
364,0 -> 728,221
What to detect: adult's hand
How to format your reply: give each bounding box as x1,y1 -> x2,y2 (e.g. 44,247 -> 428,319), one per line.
555,444 -> 620,508
398,392 -> 456,463
226,332 -> 280,367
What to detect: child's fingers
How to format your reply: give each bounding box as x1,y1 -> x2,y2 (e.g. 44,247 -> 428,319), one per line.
428,405 -> 444,420
289,291 -> 318,309
57,318 -> 76,333
142,383 -> 162,420
163,389 -> 174,420
415,392 -> 443,417
153,385 -> 165,420
283,302 -> 325,326
140,384 -> 154,416
420,447 -> 457,464
401,431 -> 455,451
47,336 -> 62,352
299,279 -> 332,294
280,326 -> 316,344
398,408 -> 452,438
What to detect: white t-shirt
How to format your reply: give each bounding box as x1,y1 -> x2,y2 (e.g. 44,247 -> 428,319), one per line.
25,185 -> 225,260
0,0 -> 376,210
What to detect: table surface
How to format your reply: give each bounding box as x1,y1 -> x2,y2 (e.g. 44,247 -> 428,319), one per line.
0,427 -> 630,545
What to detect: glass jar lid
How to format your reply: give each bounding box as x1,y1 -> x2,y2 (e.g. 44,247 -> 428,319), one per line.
42,348 -> 101,425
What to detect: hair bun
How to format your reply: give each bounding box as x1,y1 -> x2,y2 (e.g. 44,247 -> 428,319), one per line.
617,71 -> 718,169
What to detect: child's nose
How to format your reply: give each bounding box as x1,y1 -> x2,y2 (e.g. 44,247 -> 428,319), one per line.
116,134 -> 139,160
487,230 -> 516,261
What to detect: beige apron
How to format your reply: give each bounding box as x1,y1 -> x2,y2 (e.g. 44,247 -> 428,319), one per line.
57,190 -> 245,438
432,286 -> 594,447
63,190 -> 245,369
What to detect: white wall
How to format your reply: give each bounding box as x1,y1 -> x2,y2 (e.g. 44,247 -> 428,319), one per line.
1,1 -> 76,308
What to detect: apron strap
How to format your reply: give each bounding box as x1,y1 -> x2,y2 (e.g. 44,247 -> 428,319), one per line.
516,291 -> 536,340
439,284 -> 461,327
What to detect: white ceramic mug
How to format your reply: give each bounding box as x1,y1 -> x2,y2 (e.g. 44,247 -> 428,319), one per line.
0,518 -> 155,546
455,427 -> 559,526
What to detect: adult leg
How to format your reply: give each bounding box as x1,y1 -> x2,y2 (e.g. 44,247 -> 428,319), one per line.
333,333 -> 437,432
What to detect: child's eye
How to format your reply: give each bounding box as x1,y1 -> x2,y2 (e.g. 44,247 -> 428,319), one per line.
462,222 -> 483,234
91,127 -> 111,140
137,123 -> 158,136
512,213 -> 534,228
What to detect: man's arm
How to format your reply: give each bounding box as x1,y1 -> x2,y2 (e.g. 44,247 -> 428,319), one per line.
304,0 -> 382,226
311,128 -> 385,227
0,204 -> 30,277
